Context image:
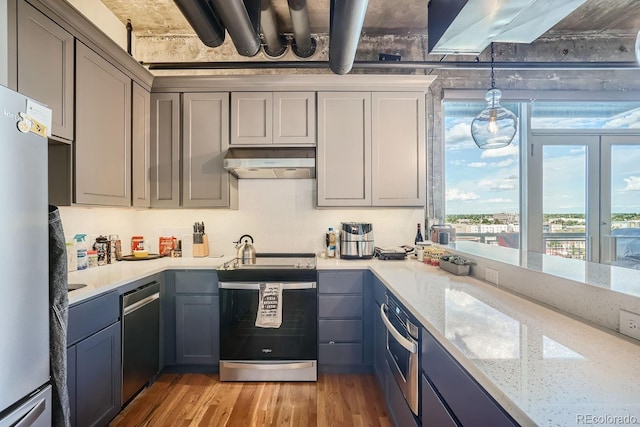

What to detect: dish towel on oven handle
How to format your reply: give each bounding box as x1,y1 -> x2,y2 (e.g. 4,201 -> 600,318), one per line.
255,283 -> 283,328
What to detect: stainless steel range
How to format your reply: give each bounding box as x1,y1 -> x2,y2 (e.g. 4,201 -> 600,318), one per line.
217,253 -> 317,381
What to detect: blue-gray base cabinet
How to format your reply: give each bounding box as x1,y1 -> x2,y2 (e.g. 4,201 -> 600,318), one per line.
421,328 -> 519,427
318,270 -> 372,373
67,291 -> 121,427
162,270 -> 220,372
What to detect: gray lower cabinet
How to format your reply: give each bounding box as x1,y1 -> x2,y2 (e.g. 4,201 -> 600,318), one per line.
174,271 -> 220,367
421,328 -> 518,427
182,92 -> 237,208
318,270 -> 371,372
132,82 -> 151,207
16,0 -> 74,142
75,40 -> 131,206
150,93 -> 180,208
67,291 -> 121,427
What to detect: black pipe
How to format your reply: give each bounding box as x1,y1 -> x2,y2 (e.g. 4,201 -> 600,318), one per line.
287,0 -> 315,58
126,19 -> 132,55
329,0 -> 369,74
143,60 -> 640,71
172,0 -> 225,48
209,0 -> 261,57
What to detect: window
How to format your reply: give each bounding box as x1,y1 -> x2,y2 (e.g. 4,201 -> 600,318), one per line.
444,101 -> 521,249
443,94 -> 640,270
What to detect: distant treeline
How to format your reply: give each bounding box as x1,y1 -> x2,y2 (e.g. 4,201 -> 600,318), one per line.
446,213 -> 640,224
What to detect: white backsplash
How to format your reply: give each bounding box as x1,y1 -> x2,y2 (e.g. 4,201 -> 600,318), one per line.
58,180 -> 424,256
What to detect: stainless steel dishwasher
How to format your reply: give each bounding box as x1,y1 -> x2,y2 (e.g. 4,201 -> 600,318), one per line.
121,281 -> 160,405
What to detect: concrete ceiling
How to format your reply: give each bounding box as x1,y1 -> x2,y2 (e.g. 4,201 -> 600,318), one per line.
100,0 -> 640,40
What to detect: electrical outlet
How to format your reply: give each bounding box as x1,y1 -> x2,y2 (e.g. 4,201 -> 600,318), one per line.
619,310 -> 640,341
485,268 -> 499,285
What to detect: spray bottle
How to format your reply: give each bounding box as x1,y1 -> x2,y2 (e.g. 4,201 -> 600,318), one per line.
74,234 -> 88,270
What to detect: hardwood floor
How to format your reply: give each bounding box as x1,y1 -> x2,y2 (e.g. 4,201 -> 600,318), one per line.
110,373 -> 391,427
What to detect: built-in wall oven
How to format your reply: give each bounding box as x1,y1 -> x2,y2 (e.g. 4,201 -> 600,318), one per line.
217,253 -> 317,381
381,292 -> 420,415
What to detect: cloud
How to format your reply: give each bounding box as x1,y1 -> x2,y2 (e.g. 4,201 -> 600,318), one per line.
480,144 -> 519,159
623,176 -> 640,191
603,108 -> 640,129
468,162 -> 488,168
495,159 -> 515,167
445,121 -> 476,151
476,178 -> 517,192
487,198 -> 512,203
446,188 -> 480,202
450,159 -> 466,166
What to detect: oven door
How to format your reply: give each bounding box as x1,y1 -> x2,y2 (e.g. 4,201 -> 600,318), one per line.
381,302 -> 419,415
219,282 -> 317,361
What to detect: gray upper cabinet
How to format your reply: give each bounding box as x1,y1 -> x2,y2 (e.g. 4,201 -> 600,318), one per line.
317,91 -> 426,207
231,92 -> 272,145
17,0 -> 74,142
371,92 -> 426,206
132,82 -> 151,207
150,93 -> 180,208
273,92 -> 316,145
75,41 -> 131,206
182,92 -> 237,208
231,91 -> 316,146
317,92 -> 372,206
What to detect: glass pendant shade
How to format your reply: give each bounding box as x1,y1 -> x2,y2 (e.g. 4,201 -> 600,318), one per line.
636,30 -> 640,64
471,88 -> 517,149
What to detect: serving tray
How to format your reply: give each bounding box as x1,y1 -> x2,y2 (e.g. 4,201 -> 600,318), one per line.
121,254 -> 162,261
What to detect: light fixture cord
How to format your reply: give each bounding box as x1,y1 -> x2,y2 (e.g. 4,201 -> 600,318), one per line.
490,42 -> 495,89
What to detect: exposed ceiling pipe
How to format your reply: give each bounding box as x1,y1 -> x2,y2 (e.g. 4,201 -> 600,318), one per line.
208,0 -> 261,56
260,0 -> 287,58
172,0 -> 225,48
144,60 -> 640,71
287,0 -> 316,58
329,0 -> 369,74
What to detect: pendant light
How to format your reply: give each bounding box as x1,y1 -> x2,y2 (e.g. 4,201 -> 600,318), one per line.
635,30 -> 640,64
471,43 -> 517,149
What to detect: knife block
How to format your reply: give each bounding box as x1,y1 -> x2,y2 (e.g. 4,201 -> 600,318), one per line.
193,234 -> 209,258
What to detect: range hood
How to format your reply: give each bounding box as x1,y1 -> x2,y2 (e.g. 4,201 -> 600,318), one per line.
223,147 -> 316,179
428,0 -> 587,54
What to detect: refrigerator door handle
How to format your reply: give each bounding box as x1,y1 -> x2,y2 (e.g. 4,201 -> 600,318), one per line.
12,397 -> 46,427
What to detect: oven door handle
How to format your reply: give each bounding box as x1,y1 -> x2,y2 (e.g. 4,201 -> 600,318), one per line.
380,303 -> 417,354
219,282 -> 316,290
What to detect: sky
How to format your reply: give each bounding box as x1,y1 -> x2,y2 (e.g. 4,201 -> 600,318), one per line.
444,103 -> 640,216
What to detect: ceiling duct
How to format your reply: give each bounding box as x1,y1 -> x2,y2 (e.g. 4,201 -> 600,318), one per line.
428,0 -> 587,54
287,0 -> 316,58
261,0 -> 287,58
208,0 -> 261,56
172,0 -> 225,48
328,0 -> 369,75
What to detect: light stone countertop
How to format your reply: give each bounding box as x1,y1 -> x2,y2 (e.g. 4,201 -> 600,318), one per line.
67,255 -> 640,427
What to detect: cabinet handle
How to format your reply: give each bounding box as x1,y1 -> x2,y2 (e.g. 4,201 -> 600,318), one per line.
13,397 -> 46,427
329,340 -> 335,345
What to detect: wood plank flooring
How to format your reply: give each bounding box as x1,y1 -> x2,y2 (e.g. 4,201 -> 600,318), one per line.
110,373 -> 391,427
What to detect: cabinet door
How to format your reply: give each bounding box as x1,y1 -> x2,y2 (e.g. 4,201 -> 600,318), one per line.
75,41 -> 131,206
372,92 -> 426,206
76,322 -> 121,427
150,93 -> 180,208
176,295 -> 219,365
273,92 -> 316,145
67,346 -> 77,427
230,92 -> 273,145
183,92 -> 237,208
132,82 -> 151,207
317,92 -> 371,206
17,0 -> 74,141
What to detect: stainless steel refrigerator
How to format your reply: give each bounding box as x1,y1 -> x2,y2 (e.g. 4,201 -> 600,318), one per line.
0,84 -> 52,425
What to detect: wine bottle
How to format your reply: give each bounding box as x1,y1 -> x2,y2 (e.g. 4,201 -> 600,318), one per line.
415,223 -> 424,244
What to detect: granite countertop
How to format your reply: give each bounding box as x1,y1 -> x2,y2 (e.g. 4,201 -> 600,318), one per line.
68,255 -> 640,427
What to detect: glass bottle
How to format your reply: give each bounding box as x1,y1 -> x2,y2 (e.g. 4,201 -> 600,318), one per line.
415,223 -> 424,245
